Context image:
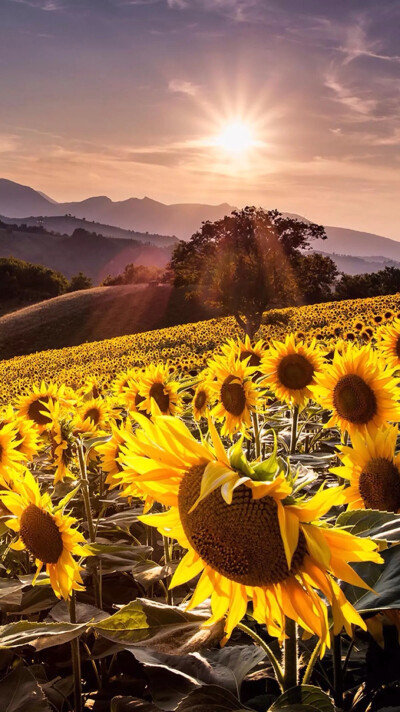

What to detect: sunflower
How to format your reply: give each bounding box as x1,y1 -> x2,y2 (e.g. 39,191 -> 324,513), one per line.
206,355 -> 259,436
127,414 -> 381,648
192,382 -> 212,421
221,335 -> 265,370
137,363 -> 182,417
15,382 -> 69,433
96,422 -> 132,484
0,469 -> 88,599
377,319 -> 400,371
112,368 -> 141,397
120,377 -> 148,415
332,425 -> 400,512
261,335 -> 324,408
73,397 -> 112,435
0,406 -> 40,461
0,422 -> 26,484
310,344 -> 400,438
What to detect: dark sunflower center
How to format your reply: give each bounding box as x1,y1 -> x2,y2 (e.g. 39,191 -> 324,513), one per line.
135,392 -> 145,409
220,375 -> 246,416
84,407 -> 101,425
277,353 -> 314,391
149,382 -> 170,413
240,350 -> 261,368
178,465 -> 307,586
194,390 -> 207,410
0,444 -> 3,461
28,396 -> 52,426
20,504 -> 63,564
359,457 -> 400,512
395,337 -> 400,360
333,374 -> 377,424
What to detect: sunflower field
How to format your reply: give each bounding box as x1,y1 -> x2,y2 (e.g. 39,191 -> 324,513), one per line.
1,292 -> 400,711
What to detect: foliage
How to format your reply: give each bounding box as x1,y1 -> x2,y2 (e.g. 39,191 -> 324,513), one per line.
0,256 -> 68,301
102,264 -> 164,286
335,266 -> 400,300
67,271 -> 93,292
169,207 -> 327,336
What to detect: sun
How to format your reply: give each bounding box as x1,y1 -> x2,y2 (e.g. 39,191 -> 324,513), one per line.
214,120 -> 257,155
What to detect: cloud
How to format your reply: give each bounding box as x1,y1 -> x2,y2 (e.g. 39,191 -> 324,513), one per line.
166,0 -> 262,22
338,18 -> 400,65
9,0 -> 64,9
0,135 -> 19,153
325,72 -> 377,116
168,79 -> 198,96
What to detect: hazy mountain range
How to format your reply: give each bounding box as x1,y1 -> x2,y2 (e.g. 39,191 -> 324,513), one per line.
1,178 -> 400,275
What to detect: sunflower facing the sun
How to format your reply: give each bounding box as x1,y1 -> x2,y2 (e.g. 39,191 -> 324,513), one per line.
137,363 -> 182,417
206,355 -> 259,436
261,335 -> 324,408
0,469 -> 89,599
310,344 -> 400,438
332,425 -> 400,512
15,382 -> 72,432
125,413 -> 382,649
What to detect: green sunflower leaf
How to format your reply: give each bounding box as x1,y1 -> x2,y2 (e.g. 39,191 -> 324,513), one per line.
269,684 -> 335,711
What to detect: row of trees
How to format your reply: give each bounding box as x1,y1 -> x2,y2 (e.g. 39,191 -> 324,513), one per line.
0,257 -> 92,303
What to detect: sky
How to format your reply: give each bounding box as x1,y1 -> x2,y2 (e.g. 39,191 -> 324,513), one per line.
0,0 -> 399,237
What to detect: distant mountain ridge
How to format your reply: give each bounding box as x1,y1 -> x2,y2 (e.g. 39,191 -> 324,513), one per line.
0,214 -> 177,248
1,178 -> 399,262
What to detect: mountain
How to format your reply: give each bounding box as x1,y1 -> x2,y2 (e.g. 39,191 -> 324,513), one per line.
1,178 -> 399,261
0,179 -> 232,240
316,251 -> 400,276
0,222 -> 172,282
0,179 -> 54,216
0,214 -> 177,248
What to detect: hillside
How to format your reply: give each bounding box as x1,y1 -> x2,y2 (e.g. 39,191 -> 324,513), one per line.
0,284 -> 217,360
0,223 -> 171,282
0,179 -> 232,240
0,214 -> 177,248
1,179 -> 400,261
1,292 -> 400,405
317,251 -> 400,275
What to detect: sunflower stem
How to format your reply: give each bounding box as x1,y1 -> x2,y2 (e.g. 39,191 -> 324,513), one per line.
237,622 -> 284,691
69,592 -> 82,712
77,440 -> 101,610
163,535 -> 172,605
283,617 -> 298,692
302,639 -> 321,685
333,633 -> 344,709
251,411 -> 261,459
290,406 -> 299,455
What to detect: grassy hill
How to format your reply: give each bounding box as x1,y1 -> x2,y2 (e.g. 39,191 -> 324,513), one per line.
0,284 -> 217,360
0,223 -> 172,282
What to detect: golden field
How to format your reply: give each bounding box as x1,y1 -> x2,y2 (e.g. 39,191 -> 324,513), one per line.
1,291 -> 399,403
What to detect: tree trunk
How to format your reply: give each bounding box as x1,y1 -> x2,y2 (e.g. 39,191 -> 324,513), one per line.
234,312 -> 262,339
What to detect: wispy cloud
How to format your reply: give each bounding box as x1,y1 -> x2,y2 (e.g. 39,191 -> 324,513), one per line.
166,0 -> 262,22
168,79 -> 199,96
325,72 -> 377,116
0,134 -> 19,153
9,0 -> 64,10
338,18 -> 400,65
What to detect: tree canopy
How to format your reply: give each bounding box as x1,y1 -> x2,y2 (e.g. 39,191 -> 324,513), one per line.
169,207 -> 329,336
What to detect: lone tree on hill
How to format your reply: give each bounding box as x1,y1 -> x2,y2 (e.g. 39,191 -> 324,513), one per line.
169,207 -> 328,337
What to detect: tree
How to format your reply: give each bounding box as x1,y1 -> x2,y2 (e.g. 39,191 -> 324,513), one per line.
67,272 -> 93,292
292,252 -> 339,304
169,207 -> 327,337
101,264 -> 163,286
